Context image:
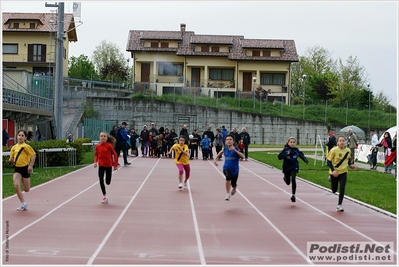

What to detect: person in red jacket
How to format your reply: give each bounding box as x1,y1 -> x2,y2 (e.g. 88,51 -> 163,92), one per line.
94,131 -> 118,204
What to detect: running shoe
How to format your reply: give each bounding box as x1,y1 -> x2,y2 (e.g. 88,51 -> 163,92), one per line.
102,196 -> 108,204
336,205 -> 344,212
291,195 -> 296,202
124,162 -> 131,166
178,183 -> 183,189
17,202 -> 28,211
231,188 -> 236,196
225,194 -> 230,201
183,183 -> 187,189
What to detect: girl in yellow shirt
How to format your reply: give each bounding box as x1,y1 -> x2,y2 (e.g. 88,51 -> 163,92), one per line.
167,135 -> 191,190
9,130 -> 36,211
326,135 -> 356,212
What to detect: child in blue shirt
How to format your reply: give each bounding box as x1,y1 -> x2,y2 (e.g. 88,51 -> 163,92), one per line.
214,134 -> 244,201
201,134 -> 210,160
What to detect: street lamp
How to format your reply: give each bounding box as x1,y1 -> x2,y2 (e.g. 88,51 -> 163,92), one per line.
367,82 -> 370,128
302,74 -> 307,119
253,77 -> 257,109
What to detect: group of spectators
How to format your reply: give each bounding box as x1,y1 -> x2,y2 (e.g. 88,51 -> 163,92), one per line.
110,122 -> 251,162
325,128 -> 397,174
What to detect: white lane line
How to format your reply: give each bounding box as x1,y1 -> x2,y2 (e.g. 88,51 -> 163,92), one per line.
2,164 -> 94,201
187,181 -> 206,265
210,162 -> 313,264
2,181 -> 99,244
86,158 -> 160,265
240,164 -> 397,256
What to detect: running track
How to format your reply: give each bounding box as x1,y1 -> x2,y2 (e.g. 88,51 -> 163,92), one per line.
2,152 -> 397,265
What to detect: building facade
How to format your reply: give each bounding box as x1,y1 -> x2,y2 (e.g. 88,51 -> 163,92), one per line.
126,23 -> 298,104
2,12 -> 77,77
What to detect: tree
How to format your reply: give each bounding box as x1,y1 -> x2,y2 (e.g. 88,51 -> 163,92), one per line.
100,60 -> 129,83
68,54 -> 98,80
291,46 -> 338,103
339,56 -> 366,89
92,40 -> 128,82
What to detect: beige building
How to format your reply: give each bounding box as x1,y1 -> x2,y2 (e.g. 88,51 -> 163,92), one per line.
126,23 -> 298,104
2,12 -> 77,78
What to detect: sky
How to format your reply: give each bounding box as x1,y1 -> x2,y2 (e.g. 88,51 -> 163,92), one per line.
2,1 -> 398,107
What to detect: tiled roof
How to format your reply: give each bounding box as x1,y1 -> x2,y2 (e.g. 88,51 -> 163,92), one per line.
126,26 -> 298,62
2,12 -> 77,41
190,35 -> 235,44
241,39 -> 284,49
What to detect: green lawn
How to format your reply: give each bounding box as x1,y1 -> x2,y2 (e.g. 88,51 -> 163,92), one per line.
2,152 -> 94,199
249,151 -> 397,214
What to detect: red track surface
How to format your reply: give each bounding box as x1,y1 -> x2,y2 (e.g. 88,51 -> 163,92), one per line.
2,153 -> 397,266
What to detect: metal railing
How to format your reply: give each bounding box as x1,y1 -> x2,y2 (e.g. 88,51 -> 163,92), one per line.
2,88 -> 53,111
65,103 -> 84,138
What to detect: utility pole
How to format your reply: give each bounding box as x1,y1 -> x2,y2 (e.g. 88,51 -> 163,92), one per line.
46,2 -> 64,139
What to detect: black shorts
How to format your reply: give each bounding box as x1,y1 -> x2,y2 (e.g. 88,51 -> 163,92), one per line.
223,169 -> 238,188
14,165 -> 30,178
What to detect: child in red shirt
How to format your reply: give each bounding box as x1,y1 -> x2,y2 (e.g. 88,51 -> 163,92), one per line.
94,131 -> 118,204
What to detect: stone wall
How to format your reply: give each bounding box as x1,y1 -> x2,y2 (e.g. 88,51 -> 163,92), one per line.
88,96 -> 370,145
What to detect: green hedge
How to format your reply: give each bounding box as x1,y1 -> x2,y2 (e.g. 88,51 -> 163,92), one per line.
2,138 -> 92,169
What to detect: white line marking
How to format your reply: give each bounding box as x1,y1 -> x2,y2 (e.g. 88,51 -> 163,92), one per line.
2,181 -> 99,244
187,181 -> 206,265
86,158 -> 160,265
210,162 -> 313,264
240,164 -> 397,256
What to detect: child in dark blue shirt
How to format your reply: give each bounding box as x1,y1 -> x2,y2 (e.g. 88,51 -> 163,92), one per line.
214,134 -> 244,201
278,137 -> 308,202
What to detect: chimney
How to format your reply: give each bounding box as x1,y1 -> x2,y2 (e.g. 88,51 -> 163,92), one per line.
180,23 -> 186,33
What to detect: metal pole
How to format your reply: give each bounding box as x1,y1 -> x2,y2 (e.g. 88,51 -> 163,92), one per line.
367,83 -> 370,128
302,74 -> 306,120
45,2 -> 64,140
259,92 -> 261,113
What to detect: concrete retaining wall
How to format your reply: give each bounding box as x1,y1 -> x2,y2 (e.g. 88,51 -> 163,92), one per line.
88,96 -> 369,145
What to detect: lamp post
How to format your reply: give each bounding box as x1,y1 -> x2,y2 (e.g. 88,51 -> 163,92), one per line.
253,76 -> 257,109
367,82 -> 370,128
302,74 -> 307,120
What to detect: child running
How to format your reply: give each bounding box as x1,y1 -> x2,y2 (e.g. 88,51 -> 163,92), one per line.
9,130 -> 36,211
94,131 -> 118,204
278,137 -> 308,202
326,135 -> 356,212
166,135 -> 191,189
214,134 -> 244,201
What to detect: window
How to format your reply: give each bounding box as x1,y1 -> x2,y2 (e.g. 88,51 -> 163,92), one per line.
2,44 -> 18,54
260,73 -> 285,85
160,42 -> 169,48
28,44 -> 46,62
211,46 -> 219,52
151,42 -> 158,48
209,69 -> 234,80
252,50 -> 260,57
30,23 -> 35,29
158,62 -> 183,76
13,23 -> 19,29
262,50 -> 271,57
201,46 -> 209,52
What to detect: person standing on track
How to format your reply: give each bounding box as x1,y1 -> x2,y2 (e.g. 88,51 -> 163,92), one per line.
214,134 -> 244,201
166,135 -> 191,190
327,135 -> 356,212
9,130 -> 36,211
94,131 -> 118,204
278,137 -> 308,203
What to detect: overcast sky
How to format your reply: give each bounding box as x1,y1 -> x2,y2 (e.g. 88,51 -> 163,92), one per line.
2,1 -> 398,107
